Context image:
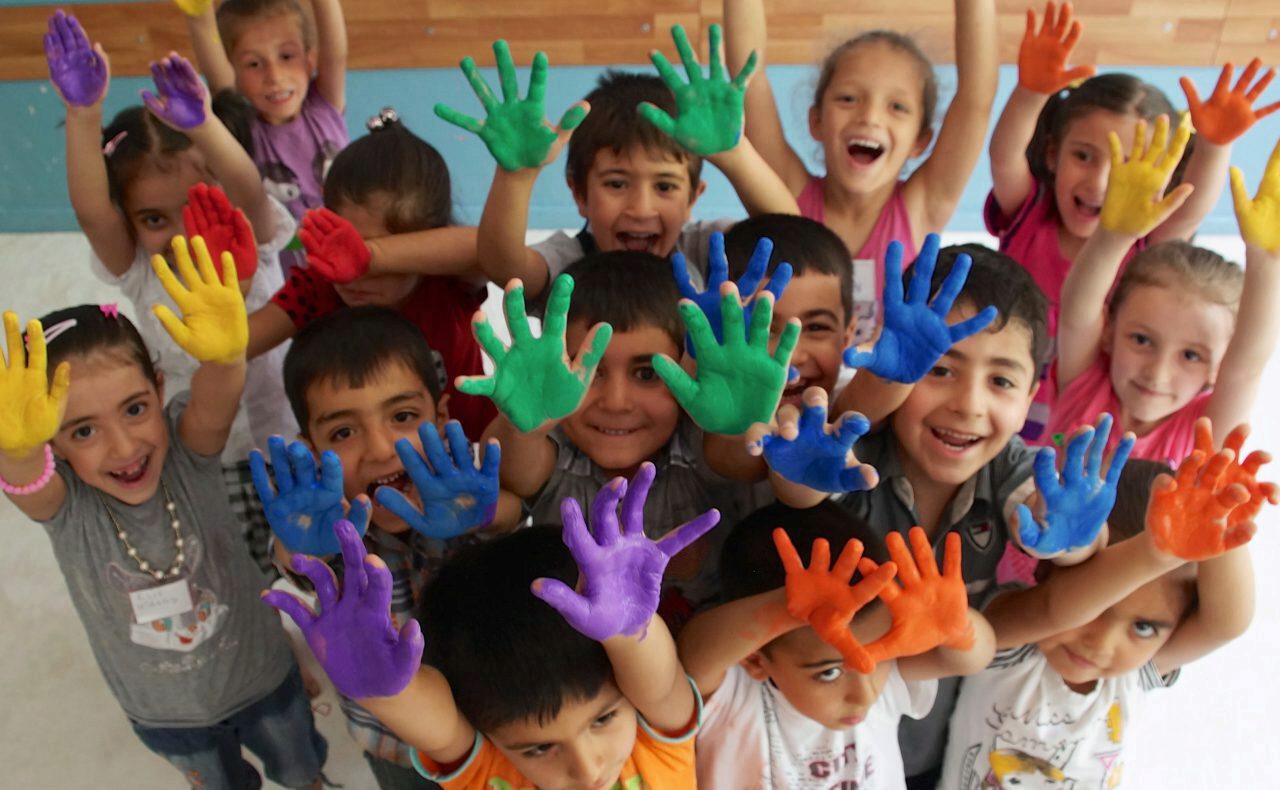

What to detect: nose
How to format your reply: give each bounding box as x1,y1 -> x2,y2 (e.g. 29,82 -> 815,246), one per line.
105,423 -> 139,460
598,372 -> 631,412
563,741 -> 606,786
262,59 -> 279,85
842,674 -> 877,708
624,186 -> 656,217
1086,158 -> 1110,196
1078,619 -> 1121,661
949,373 -> 986,418
1142,349 -> 1177,387
366,424 -> 399,463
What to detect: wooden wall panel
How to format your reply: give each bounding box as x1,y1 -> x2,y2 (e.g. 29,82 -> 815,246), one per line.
2,0 -> 1278,81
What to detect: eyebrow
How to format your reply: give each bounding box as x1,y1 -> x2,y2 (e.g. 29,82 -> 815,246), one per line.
597,167 -> 685,180
800,309 -> 841,323
799,658 -> 845,669
501,691 -> 626,750
61,389 -> 152,431
942,347 -> 1030,375
313,391 -> 425,427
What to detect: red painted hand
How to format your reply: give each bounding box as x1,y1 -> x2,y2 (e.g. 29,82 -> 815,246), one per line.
182,183 -> 257,281
300,208 -> 371,284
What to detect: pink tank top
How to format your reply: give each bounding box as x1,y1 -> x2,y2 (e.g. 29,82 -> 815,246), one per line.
798,177 -> 916,344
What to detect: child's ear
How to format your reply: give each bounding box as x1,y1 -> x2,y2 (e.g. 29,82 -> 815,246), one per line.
154,369 -> 165,404
568,174 -> 591,220
306,48 -> 318,75
741,651 -> 773,682
1044,141 -> 1060,175
911,126 -> 935,159
688,177 -> 708,207
434,393 -> 451,427
808,104 -> 823,142
1100,315 -> 1114,356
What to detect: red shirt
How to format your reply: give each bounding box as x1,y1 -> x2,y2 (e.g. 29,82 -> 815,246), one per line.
271,268 -> 496,440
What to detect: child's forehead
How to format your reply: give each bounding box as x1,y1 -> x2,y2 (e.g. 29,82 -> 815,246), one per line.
490,682 -> 627,744
946,305 -> 1037,373
566,319 -> 680,357
304,359 -> 434,416
230,10 -> 308,54
588,145 -> 690,182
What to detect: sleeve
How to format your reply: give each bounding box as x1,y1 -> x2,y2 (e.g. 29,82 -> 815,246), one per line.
89,245 -> 148,290
881,662 -> 937,721
996,436 -> 1039,527
411,732 -> 524,787
984,181 -> 1042,239
269,265 -> 342,328
701,664 -> 758,735
163,391 -> 225,467
531,231 -> 587,281
1138,661 -> 1180,692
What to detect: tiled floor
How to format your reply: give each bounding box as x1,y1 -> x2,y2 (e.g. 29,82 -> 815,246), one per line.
1,232 -> 1276,787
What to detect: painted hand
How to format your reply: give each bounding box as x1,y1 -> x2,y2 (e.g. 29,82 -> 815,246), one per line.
435,41 -> 588,171
249,436 -> 371,555
773,528 -> 897,673
843,235 -> 998,383
1016,414 -> 1135,557
44,10 -> 108,107
262,519 -> 424,699
750,386 -> 878,494
532,463 -> 720,641
375,421 -> 501,539
861,529 -> 974,663
457,276 -> 612,433
640,24 -> 756,156
171,0 -> 214,16
1099,114 -> 1194,236
300,208 -> 370,284
1181,59 -> 1280,146
1191,418 -> 1279,532
183,183 -> 257,282
1147,448 -> 1255,561
654,283 -> 799,436
141,53 -> 208,130
672,232 -> 791,358
1018,1 -> 1095,94
151,235 -> 248,364
0,312 -> 71,459
1229,136 -> 1280,253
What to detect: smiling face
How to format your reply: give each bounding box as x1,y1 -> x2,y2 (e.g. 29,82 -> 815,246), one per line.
122,150 -> 211,257
571,145 -> 704,257
228,11 -> 316,125
1048,109 -> 1143,244
768,270 -> 855,408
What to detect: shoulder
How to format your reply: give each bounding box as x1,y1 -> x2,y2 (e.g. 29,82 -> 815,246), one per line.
878,661 -> 937,721
270,265 -> 340,327
985,179 -> 1051,240
89,245 -> 153,292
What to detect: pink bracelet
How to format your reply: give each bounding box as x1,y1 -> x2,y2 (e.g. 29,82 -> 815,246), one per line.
0,445 -> 56,496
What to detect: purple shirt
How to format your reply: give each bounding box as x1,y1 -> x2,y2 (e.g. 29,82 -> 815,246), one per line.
251,81 -> 348,219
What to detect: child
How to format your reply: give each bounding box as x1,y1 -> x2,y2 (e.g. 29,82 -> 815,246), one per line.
724,0 -> 999,345
177,0 -> 348,220
679,500 -> 996,787
987,1 -> 1277,438
265,464 -> 717,789
434,29 -> 799,307
246,112 -> 496,441
940,421 -> 1271,788
1051,122 -> 1280,460
0,237 -> 326,789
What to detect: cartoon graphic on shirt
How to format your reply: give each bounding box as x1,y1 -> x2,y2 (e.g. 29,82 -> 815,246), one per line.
106,535 -> 227,652
260,161 -> 302,206
984,749 -> 1069,789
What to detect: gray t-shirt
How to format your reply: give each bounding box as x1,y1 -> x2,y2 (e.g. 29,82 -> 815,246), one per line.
40,394 -> 293,728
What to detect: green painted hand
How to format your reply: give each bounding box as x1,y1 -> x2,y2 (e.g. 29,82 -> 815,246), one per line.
654,283 -> 799,436
434,40 -> 588,171
640,24 -> 757,156
457,275 -> 612,433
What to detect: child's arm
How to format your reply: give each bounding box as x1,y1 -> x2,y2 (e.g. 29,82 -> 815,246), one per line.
171,1 -> 235,93
247,302 -> 298,359
723,0 -> 810,195
988,2 -> 1094,216
1057,115 -> 1193,388
298,208 -> 481,283
678,588 -> 800,698
311,0 -> 348,112
0,312 -> 72,521
902,0 -> 999,233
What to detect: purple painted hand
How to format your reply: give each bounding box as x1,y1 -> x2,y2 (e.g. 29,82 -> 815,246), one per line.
142,53 -> 207,130
44,11 -> 108,107
262,519 -> 424,699
532,462 -> 720,641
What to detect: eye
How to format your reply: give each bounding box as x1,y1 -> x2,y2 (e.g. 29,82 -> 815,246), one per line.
140,214 -> 167,230
814,666 -> 844,683
929,364 -> 952,378
72,425 -> 95,441
991,375 -> 1016,390
521,743 -> 554,759
125,401 -> 147,418
391,410 -> 419,424
603,178 -> 627,190
1129,332 -> 1151,347
1132,620 -> 1160,639
328,426 -> 353,443
633,365 -> 658,383
593,709 -> 620,727
834,93 -> 857,105
1072,148 -> 1091,163
1182,349 -> 1203,362
804,322 -> 835,335
891,101 -> 910,113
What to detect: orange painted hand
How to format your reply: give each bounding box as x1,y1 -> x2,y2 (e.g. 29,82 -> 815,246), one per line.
772,528 -> 897,673
1180,59 -> 1280,146
1148,447 -> 1255,562
1192,418 -> 1279,528
1229,136 -> 1280,253
1100,114 -> 1194,237
859,529 -> 974,663
1018,2 -> 1095,94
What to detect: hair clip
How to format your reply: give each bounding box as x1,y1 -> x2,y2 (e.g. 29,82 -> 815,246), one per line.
102,130 -> 128,157
41,318 -> 79,345
366,107 -> 399,132
99,303 -> 120,319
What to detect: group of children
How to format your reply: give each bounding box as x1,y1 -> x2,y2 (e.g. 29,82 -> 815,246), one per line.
4,0 -> 1279,788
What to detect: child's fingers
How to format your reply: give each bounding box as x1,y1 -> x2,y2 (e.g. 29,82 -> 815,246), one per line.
1223,521 -> 1258,552
286,440 -> 320,489
575,322 -> 613,375
670,252 -> 701,300
637,103 -> 677,139
261,589 -> 317,630
1213,482 -> 1251,517
1255,100 -> 1280,122
773,528 -> 803,574
706,23 -> 727,83
556,101 -> 589,132
831,538 -> 865,583
151,305 -> 193,351
943,531 -> 963,579
947,306 -> 998,343
881,240 -> 906,307
1062,64 -> 1095,84
558,497 -> 598,559
394,619 -> 426,669
1244,64 -> 1275,101
1156,183 -> 1196,219
621,462 -> 656,536
885,531 -> 920,586
733,233 -> 765,298
319,449 -> 344,494
1107,129 -> 1125,170
433,103 -> 484,135
773,319 -> 801,367
849,560 -> 898,609
358,553 -> 396,621
1031,446 -> 1062,499
248,448 -> 276,505
1085,414 -> 1112,480
932,249 -> 971,316
1240,449 -> 1271,478
648,50 -> 684,90
1229,167 -> 1253,219
530,578 -> 590,626
443,421 -> 474,473
660,508 -> 721,558
503,280 -> 537,346
1232,59 -> 1258,94
809,537 -> 832,572
1221,422 -> 1249,460
526,50 -> 548,106
907,526 -> 939,579
459,55 -> 498,111
763,262 -> 792,303
1146,115 -> 1170,164
493,40 -> 520,104
906,236 -> 938,307
264,435 -> 293,492
1201,449 -> 1235,489
471,314 -> 509,369
1061,425 -> 1093,484
335,519 -> 370,597
857,558 -> 898,600
1104,434 -> 1136,488
731,49 -> 759,91
742,288 -> 770,347
1062,19 -> 1085,52
1175,450 -> 1206,489
292,554 -> 341,611
672,24 -> 702,83
1158,117 -> 1192,172
49,361 -> 71,409
1015,503 -> 1043,549
840,463 -> 878,492
652,352 -> 698,404
834,411 -> 871,447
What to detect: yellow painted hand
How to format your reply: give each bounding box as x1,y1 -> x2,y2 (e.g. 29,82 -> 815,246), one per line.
1099,114 -> 1195,237
1229,137 -> 1280,252
171,0 -> 213,16
151,235 -> 248,364
0,312 -> 71,459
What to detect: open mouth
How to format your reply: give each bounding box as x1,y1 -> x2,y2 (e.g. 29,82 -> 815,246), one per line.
591,424 -> 641,438
616,232 -> 659,253
1074,196 -> 1102,218
108,454 -> 151,486
930,427 -> 982,452
1064,647 -> 1096,669
264,88 -> 295,105
367,469 -> 411,500
846,138 -> 885,166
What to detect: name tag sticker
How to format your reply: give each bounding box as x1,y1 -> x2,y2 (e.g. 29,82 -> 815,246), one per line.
129,578 -> 194,624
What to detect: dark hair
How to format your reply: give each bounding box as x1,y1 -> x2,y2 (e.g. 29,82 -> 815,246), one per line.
32,305 -> 159,386
419,526 -> 613,733
216,0 -> 314,56
720,500 -> 888,603
211,88 -> 257,156
566,71 -> 703,198
1107,458 -> 1174,543
912,244 -> 1051,372
814,31 -> 938,137
283,306 -> 441,432
1028,73 -> 1189,189
323,117 -> 456,234
563,251 -> 683,348
1109,240 -> 1243,320
724,214 -> 854,323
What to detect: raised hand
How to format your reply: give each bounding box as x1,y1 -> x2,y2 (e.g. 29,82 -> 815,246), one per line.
773,528 -> 897,673
263,519 -> 424,699
300,208 -> 370,284
1181,59 -> 1280,146
1099,114 -> 1194,237
532,463 -> 720,641
183,183 -> 258,282
672,233 -> 791,357
1229,137 -> 1280,253
375,421 -> 501,539
0,312 -> 71,459
141,53 -> 208,130
1016,414 -> 1135,557
843,235 -> 998,383
1147,448 -> 1254,561
44,10 -> 108,107
861,529 -> 974,663
1018,1 -> 1095,94
434,41 -> 588,171
171,0 -> 214,16
1191,419 -> 1279,529
654,283 -> 799,436
249,436 -> 371,555
151,235 -> 248,364
457,275 -> 612,433
640,24 -> 757,156
749,386 -> 879,494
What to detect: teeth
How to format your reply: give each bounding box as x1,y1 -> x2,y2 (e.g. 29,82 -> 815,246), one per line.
595,427 -> 636,436
373,471 -> 405,486
111,458 -> 146,478
934,428 -> 979,443
846,137 -> 883,151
